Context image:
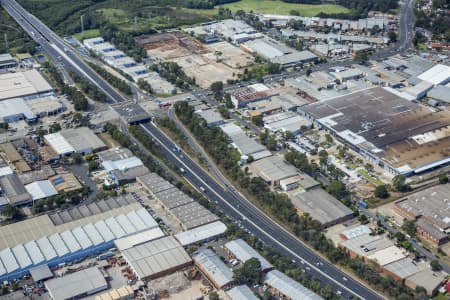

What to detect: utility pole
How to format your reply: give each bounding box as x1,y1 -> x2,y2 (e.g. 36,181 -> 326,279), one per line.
80,15 -> 85,38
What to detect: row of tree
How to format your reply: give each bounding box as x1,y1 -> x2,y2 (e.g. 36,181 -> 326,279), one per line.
174,101 -> 429,299
87,62 -> 132,95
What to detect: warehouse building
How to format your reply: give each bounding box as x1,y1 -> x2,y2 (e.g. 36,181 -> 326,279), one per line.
263,111 -> 312,135
174,221 -> 227,246
114,227 -> 165,252
290,188 -> 354,228
193,249 -> 235,289
110,166 -> 150,185
220,123 -> 272,161
394,185 -> 450,247
366,245 -> 406,267
300,87 -> 450,176
170,201 -> 220,230
195,109 -> 224,127
45,267 -> 108,300
121,236 -> 192,280
251,156 -> 299,187
98,147 -> 133,162
339,234 -> 392,260
0,98 -> 37,123
264,270 -> 322,300
224,239 -> 273,272
227,285 -> 259,300
0,197 -> 157,281
0,69 -> 54,101
417,64 -> 450,85
382,257 -> 425,281
405,268 -> 447,296
427,85 -> 450,104
45,127 -> 106,156
24,180 -> 57,201
0,174 -> 31,207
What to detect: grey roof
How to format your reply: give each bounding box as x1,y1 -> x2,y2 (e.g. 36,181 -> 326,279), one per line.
45,267 -> 107,300
225,239 -> 273,271
97,147 -> 133,162
220,123 -> 268,157
193,249 -> 234,288
416,218 -> 447,240
395,185 -> 450,230
427,85 -> 450,103
271,50 -> 317,66
111,165 -> 150,182
406,269 -> 446,293
0,69 -> 54,101
137,173 -> 174,194
122,236 -> 191,280
226,285 -> 259,300
112,102 -> 151,124
340,234 -> 392,257
154,187 -> 194,209
60,127 -> 106,153
251,156 -> 298,183
383,258 -> 421,279
290,188 -> 353,226
264,270 -> 322,300
174,221 -> 227,246
29,264 -> 53,282
170,201 -> 219,230
195,109 -> 224,125
0,174 -> 30,205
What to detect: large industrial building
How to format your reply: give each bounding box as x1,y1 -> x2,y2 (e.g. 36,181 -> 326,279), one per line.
264,270 -> 322,300
0,196 -> 158,282
193,249 -> 235,289
224,239 -> 273,272
0,69 -> 54,101
394,185 -> 450,247
44,127 -> 107,156
301,87 -> 450,176
121,236 -> 192,280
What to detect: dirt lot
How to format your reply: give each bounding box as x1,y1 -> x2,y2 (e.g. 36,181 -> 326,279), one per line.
135,31 -> 254,88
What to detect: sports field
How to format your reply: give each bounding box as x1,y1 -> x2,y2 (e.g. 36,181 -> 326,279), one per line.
219,0 -> 349,16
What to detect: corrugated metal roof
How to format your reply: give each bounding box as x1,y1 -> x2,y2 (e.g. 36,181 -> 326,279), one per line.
36,237 -> 57,261
115,215 -> 137,235
135,208 -> 158,229
44,132 -> 74,155
193,249 -> 234,288
114,228 -> 165,251
0,248 -> 19,273
71,227 -> 93,249
227,285 -> 259,300
102,156 -> 143,172
94,220 -> 115,242
175,221 -> 227,246
11,244 -> 32,269
47,233 -> 69,257
0,258 -> 6,276
126,210 -> 146,232
24,241 -> 45,265
82,224 -> 103,246
264,270 -> 322,300
105,218 -> 126,238
225,239 -> 273,271
59,231 -> 81,253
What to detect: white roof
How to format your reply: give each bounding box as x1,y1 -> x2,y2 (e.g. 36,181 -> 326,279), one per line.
225,239 -> 273,271
367,245 -> 406,266
114,227 -> 165,251
36,237 -> 58,261
125,210 -> 147,232
45,267 -> 107,300
82,223 -> 104,246
72,227 -> 93,249
0,166 -> 13,177
94,220 -> 116,242
24,241 -> 45,265
44,132 -> 74,155
193,249 -> 234,288
227,285 -> 259,300
418,64 -> 450,85
341,225 -> 371,240
102,156 -> 143,172
0,248 -> 19,273
264,270 -> 322,300
25,180 -> 58,200
115,214 -> 137,235
0,69 -> 53,101
105,217 -> 127,238
11,244 -> 32,269
47,233 -> 69,257
175,221 -> 227,246
60,230 -> 81,253
135,208 -> 159,229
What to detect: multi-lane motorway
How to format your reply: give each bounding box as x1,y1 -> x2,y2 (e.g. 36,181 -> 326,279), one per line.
0,0 -> 413,298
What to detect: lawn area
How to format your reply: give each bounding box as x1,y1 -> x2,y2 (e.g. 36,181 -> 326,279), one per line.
358,169 -> 384,186
73,29 -> 100,41
219,0 -> 349,16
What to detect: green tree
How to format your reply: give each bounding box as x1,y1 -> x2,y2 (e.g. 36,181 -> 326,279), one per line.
354,52 -> 369,64
209,291 -> 221,300
327,180 -> 348,199
1,204 -> 19,219
430,260 -> 442,271
401,219 -> 416,236
210,81 -> 224,98
438,174 -> 448,184
71,152 -> 83,164
388,31 -> 398,43
392,175 -> 410,192
233,258 -> 264,285
374,185 -> 389,199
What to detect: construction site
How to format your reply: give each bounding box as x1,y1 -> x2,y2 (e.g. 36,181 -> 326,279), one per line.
134,31 -> 254,88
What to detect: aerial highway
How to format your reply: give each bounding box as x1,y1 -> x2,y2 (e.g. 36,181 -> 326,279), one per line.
0,0 -> 393,298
